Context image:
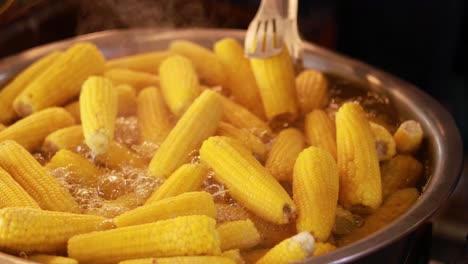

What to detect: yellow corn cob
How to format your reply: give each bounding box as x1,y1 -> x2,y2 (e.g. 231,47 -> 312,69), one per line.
339,188 -> 420,246
370,122 -> 396,161
256,232 -> 315,264
13,43 -> 105,116
295,69 -> 329,114
42,125 -> 84,154
106,51 -> 173,73
115,192 -> 216,227
217,219 -> 260,251
96,141 -> 147,169
381,155 -> 423,199
221,95 -> 272,141
0,107 -> 75,151
119,256 -> 236,264
27,254 -> 78,264
146,163 -> 208,204
0,140 -> 80,212
64,101 -> 81,123
221,249 -> 245,264
304,109 -> 337,160
0,52 -> 62,124
200,136 -> 295,224
217,122 -> 267,159
45,149 -> 101,187
148,90 -> 223,178
170,40 -> 226,85
103,69 -> 160,92
241,249 -> 269,264
80,76 -> 118,155
137,87 -> 172,144
336,102 -> 382,209
266,128 -> 305,181
68,215 -> 221,264
250,47 -> 298,122
214,38 -> 264,117
293,147 -> 339,241
394,120 -> 424,154
0,207 -> 108,254
313,242 -> 336,256
116,84 -> 137,116
159,55 -> 201,116
0,167 -> 40,209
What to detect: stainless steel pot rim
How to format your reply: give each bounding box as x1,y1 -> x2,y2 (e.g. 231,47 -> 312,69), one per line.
0,28 -> 463,264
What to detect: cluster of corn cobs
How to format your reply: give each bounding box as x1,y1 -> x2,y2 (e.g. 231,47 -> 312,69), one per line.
0,38 -> 426,264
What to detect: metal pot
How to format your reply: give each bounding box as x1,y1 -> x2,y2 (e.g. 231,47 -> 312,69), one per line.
0,28 -> 463,264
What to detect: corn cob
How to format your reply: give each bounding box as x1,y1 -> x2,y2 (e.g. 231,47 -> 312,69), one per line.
0,167 -> 40,209
295,69 -> 329,114
293,146 -> 339,241
0,207 -> 107,254
214,38 -> 264,117
116,84 -> 137,116
64,101 -> 81,123
119,256 -> 236,264
256,232 -> 315,264
0,107 -> 75,151
0,140 -> 80,212
0,52 -> 62,124
336,102 -> 382,209
137,87 -> 172,144
0,123 -> 5,131
170,40 -> 226,85
339,188 -> 420,246
221,95 -> 272,141
159,55 -> 201,116
27,254 -> 78,264
80,76 -> 118,156
221,249 -> 245,264
394,120 -> 424,154
241,249 -> 269,264
13,43 -> 105,116
217,219 -> 260,251
148,90 -> 223,178
250,46 -> 298,122
381,155 -> 423,199
115,192 -> 216,227
68,215 -> 221,264
313,242 -> 336,256
103,69 -> 160,92
96,141 -> 147,169
106,51 -> 173,73
266,128 -> 305,181
146,163 -> 208,204
45,149 -> 101,187
370,122 -> 396,161
304,109 -> 337,160
42,125 -> 84,154
200,136 -> 295,224
217,122 -> 267,159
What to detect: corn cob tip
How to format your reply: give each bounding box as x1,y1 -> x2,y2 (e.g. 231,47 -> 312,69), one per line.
292,232 -> 316,255
87,130 -> 110,156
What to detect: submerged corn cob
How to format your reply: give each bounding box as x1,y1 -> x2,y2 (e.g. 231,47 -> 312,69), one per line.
115,192 -> 216,227
116,84 -> 137,116
0,140 -> 80,212
293,147 -> 339,241
221,249 -> 245,264
214,38 -> 264,117
106,51 -> 173,73
0,123 -> 5,131
103,69 -> 160,92
217,122 -> 266,159
381,155 -> 423,199
200,136 -> 295,224
137,87 -> 172,144
217,219 -> 260,251
241,249 -> 269,264
13,43 -> 105,116
295,69 -> 329,114
336,102 -> 382,209
0,52 -> 62,124
146,163 -> 208,204
313,242 -> 336,256
304,109 -> 337,160
68,215 -> 221,264
148,90 -> 223,178
27,254 -> 78,264
0,107 -> 75,151
250,46 -> 298,122
170,40 -> 226,85
0,167 -> 40,209
42,125 -> 84,154
256,232 -> 315,264
339,188 -> 420,246
394,120 -> 424,154
0,208 -> 107,254
370,122 -> 396,161
96,141 -> 147,169
80,76 -> 118,155
266,128 -> 305,181
65,101 -> 81,123
332,205 -> 362,236
119,256 -> 236,264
